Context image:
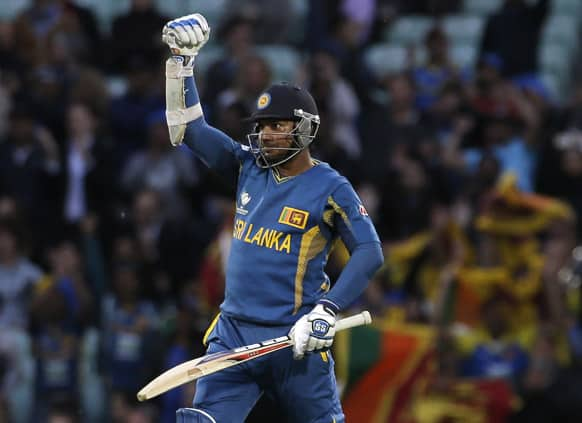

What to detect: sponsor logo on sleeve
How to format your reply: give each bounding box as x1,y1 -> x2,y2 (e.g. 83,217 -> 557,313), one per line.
358,204 -> 369,216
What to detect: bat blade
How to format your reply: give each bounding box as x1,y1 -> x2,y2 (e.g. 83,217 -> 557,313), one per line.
137,310 -> 372,401
137,357 -> 205,401
137,336 -> 291,401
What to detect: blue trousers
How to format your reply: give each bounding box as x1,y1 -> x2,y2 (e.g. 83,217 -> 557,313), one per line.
184,313 -> 345,423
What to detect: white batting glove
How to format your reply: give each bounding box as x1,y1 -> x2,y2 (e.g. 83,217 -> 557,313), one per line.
289,304 -> 337,360
162,13 -> 210,56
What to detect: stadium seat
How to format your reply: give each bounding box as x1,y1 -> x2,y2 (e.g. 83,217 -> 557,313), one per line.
384,16 -> 435,45
290,0 -> 309,19
411,46 -> 428,67
464,0 -> 502,16
411,42 -> 479,71
551,0 -> 582,19
185,0 -> 228,27
539,72 -> 563,101
0,0 -> 30,20
541,15 -> 580,53
450,44 -> 479,69
364,44 -> 409,79
155,0 -> 185,18
442,15 -> 485,45
255,45 -> 302,82
287,0 -> 309,44
538,42 -> 572,82
106,75 -> 128,98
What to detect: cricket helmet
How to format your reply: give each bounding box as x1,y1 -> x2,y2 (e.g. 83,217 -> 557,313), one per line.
246,83 -> 320,168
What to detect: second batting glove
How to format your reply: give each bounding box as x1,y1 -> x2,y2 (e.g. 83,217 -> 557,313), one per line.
289,304 -> 337,359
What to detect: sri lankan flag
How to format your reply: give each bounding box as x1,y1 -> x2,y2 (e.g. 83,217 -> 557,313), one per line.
336,322 -> 435,422
279,206 -> 309,229
336,321 -> 516,422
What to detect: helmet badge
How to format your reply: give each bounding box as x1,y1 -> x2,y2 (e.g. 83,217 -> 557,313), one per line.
257,93 -> 271,110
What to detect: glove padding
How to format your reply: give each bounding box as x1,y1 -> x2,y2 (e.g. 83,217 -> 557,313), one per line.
162,13 -> 210,56
289,304 -> 337,360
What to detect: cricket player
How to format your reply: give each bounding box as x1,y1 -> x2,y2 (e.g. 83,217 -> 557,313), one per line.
161,13 -> 384,423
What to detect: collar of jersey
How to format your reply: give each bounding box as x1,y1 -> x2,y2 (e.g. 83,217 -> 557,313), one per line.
271,160 -> 320,184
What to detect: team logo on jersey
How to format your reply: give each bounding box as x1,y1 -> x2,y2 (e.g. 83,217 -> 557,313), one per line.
236,191 -> 251,215
278,207 -> 309,229
257,93 -> 271,110
358,204 -> 369,216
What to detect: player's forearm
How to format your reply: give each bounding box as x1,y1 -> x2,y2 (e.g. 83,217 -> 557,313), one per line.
320,241 -> 384,313
165,56 -> 239,171
184,119 -> 240,172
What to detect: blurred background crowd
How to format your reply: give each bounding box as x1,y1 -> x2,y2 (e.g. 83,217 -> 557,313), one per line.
0,0 -> 581,421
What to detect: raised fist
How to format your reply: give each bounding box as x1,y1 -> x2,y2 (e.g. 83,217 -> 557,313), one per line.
162,13 -> 210,56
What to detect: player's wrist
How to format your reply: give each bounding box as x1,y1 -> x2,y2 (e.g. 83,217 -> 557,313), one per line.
317,299 -> 339,316
168,55 -> 195,69
174,55 -> 195,67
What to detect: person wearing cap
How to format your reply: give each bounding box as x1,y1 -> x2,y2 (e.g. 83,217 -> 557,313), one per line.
161,14 -> 384,423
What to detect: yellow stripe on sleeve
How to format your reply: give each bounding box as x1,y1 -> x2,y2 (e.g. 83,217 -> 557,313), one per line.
202,313 -> 221,346
327,196 -> 352,230
293,226 -> 327,314
323,209 -> 335,227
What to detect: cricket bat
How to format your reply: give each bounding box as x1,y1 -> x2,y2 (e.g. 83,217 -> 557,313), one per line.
137,310 -> 372,401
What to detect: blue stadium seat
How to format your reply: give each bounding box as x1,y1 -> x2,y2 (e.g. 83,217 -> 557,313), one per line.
288,0 -> 309,44
464,0 -> 502,16
411,43 -> 479,71
442,15 -> 485,45
538,42 -> 572,83
364,44 -> 409,79
551,0 -> 582,20
541,15 -> 580,53
106,75 -> 128,99
185,0 -> 228,27
255,45 -> 302,82
411,45 -> 428,67
384,16 -> 435,45
450,44 -> 479,69
0,0 -> 30,20
154,0 -> 185,18
290,0 -> 309,19
539,72 -> 563,101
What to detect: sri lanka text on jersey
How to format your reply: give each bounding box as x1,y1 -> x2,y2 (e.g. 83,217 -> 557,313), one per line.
233,218 -> 292,254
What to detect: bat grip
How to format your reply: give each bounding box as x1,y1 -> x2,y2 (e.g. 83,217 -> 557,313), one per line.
335,310 -> 372,331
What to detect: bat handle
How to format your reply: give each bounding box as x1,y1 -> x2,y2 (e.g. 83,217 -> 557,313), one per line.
335,310 -> 372,331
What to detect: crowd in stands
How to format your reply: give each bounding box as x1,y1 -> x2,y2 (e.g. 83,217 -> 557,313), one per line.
0,0 -> 581,421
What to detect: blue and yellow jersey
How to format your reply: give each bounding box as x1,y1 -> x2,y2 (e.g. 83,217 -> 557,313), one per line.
182,78 -> 383,324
